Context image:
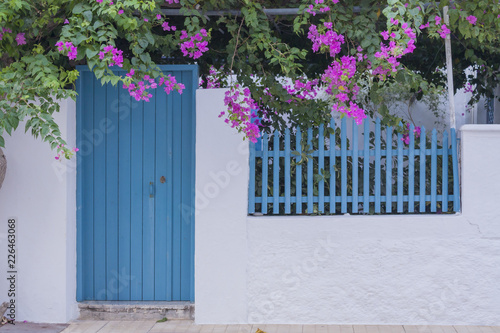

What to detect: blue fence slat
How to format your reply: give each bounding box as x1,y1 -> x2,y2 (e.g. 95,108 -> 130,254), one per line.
419,126 -> 426,212
307,128 -> 313,213
386,126 -> 393,213
397,132 -> 403,213
409,124 -> 415,213
296,128 -> 302,214
374,118 -> 381,213
430,128 -> 437,212
341,118 -> 347,213
248,141 -> 256,214
318,125 -> 325,213
363,119 -> 369,213
273,131 -> 280,214
285,129 -> 291,214
442,130 -> 449,212
262,133 -> 269,214
352,120 -> 359,213
329,120 -> 336,213
451,128 -> 460,212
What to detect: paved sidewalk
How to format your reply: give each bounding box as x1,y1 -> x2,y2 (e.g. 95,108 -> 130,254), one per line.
59,321 -> 500,333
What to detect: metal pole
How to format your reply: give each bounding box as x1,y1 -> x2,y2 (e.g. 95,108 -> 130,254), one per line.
443,6 -> 456,129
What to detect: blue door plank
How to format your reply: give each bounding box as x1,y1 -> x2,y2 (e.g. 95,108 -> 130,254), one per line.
352,120 -> 358,213
363,119 -> 369,213
171,77 -> 182,300
329,119 -> 336,214
130,99 -> 144,300
295,128 -> 302,214
80,71 -> 94,300
105,83 -> 119,300
385,126 -> 393,213
142,89 -> 156,301
408,124 -> 415,213
93,78 -> 107,300
341,118 -> 347,213
180,70 -> 194,301
273,130 -> 280,214
430,128 -> 437,212
155,87 -> 168,301
442,130 -> 449,212
117,87 -> 132,301
284,128 -> 291,214
419,127 -> 426,212
165,85 -> 174,301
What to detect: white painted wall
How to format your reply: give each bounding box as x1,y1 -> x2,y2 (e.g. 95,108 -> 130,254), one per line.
195,97 -> 500,325
195,89 -> 250,323
0,98 -> 78,323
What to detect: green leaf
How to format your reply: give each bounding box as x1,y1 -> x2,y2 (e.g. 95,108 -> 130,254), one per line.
86,48 -> 99,59
72,3 -> 85,14
83,10 -> 93,22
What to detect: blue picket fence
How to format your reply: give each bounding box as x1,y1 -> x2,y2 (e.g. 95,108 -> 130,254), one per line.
248,117 -> 460,215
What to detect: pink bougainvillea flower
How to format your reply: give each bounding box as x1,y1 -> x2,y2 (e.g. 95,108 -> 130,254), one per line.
165,0 -> 179,3
15,33 -> 26,45
144,18 -> 149,22
118,9 -> 124,14
96,0 -> 103,3
156,14 -> 161,20
466,15 -> 477,25
64,19 -> 69,24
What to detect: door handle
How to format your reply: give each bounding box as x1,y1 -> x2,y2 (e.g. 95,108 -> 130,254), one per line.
149,182 -> 154,198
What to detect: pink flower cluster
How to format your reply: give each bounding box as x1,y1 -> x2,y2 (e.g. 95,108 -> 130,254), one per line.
122,69 -> 185,102
55,144 -> 79,160
56,41 -> 78,60
165,0 -> 179,3
162,21 -> 177,31
466,15 -> 477,25
464,82 -> 474,93
0,27 -> 11,41
305,0 -> 339,16
332,102 -> 366,125
219,84 -> 260,143
308,23 -> 344,57
283,78 -> 319,101
401,123 -> 421,144
434,16 -> 451,38
179,29 -> 209,59
374,21 -> 417,74
200,65 -> 222,89
99,45 -> 123,67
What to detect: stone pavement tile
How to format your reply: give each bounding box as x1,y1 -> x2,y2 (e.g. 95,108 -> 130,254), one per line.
96,320 -> 156,333
211,325 -> 228,333
328,325 -> 354,333
0,322 -> 68,333
60,321 -> 108,333
403,326 -> 433,333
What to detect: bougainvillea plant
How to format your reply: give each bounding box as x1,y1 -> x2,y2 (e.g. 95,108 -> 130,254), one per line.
1,0 -> 500,157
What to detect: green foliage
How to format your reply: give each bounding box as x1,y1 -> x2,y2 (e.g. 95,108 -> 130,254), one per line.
0,0 -> 500,158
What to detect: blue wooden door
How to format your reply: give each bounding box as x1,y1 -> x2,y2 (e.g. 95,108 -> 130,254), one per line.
76,65 -> 197,301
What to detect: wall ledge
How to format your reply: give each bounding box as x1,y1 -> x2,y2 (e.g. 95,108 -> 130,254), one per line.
460,124 -> 500,132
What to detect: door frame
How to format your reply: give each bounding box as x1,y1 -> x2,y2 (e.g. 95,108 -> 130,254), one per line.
75,64 -> 198,302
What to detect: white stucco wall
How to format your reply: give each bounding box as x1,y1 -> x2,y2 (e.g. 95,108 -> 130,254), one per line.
195,94 -> 500,325
0,98 -> 78,323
